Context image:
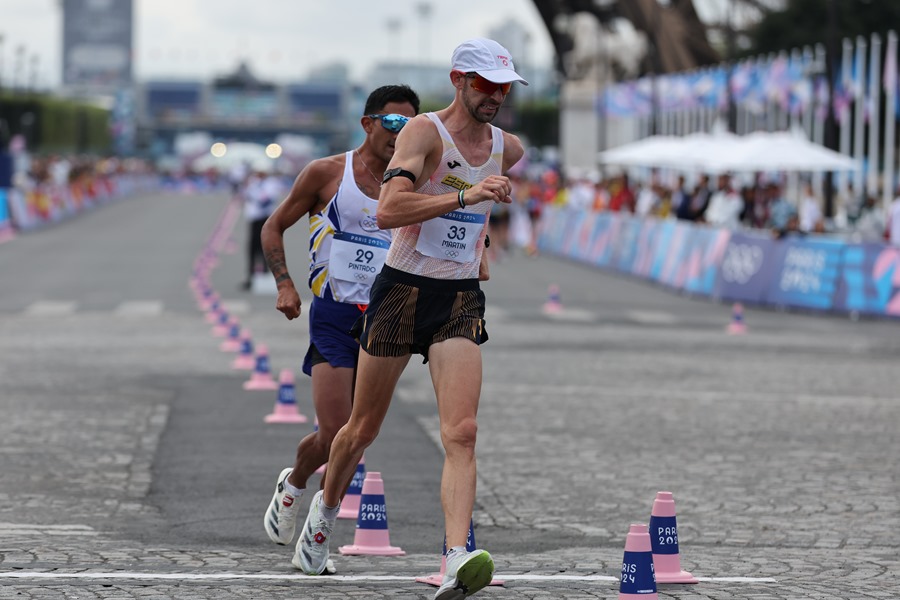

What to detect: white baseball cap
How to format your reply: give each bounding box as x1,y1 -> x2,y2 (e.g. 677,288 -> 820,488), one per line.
451,38 -> 529,86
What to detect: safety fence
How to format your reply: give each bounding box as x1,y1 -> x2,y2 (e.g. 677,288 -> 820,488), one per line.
0,174 -> 158,234
537,206 -> 900,319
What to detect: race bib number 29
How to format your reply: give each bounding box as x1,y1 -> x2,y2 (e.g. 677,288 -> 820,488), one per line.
415,210 -> 486,263
330,232 -> 390,283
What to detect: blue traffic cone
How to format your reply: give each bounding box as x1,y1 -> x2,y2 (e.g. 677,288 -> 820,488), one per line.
619,523 -> 658,599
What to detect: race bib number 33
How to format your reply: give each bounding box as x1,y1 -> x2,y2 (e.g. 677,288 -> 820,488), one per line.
415,210 -> 486,263
330,232 -> 390,283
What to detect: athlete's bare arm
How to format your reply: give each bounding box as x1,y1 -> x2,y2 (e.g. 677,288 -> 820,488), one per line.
261,156 -> 342,320
501,131 -> 526,174
377,116 -> 513,230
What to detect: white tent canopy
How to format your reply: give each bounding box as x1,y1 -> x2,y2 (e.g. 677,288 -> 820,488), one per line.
599,128 -> 857,173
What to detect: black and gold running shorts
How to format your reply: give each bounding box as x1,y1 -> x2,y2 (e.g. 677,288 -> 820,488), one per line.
350,265 -> 488,362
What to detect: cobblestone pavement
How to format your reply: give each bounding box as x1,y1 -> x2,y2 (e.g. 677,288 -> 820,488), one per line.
0,193 -> 898,598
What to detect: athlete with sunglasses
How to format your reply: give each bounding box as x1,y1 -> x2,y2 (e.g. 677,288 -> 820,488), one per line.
294,39 -> 526,600
259,85 -> 419,569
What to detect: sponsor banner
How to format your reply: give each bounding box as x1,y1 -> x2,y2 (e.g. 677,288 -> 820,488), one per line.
566,210 -> 599,262
646,220 -> 678,282
612,216 -> 642,273
537,207 -> 567,253
0,188 -> 14,241
764,237 -> 844,310
715,232 -> 778,303
536,208 -> 900,318
834,244 -> 900,316
587,213 -> 619,268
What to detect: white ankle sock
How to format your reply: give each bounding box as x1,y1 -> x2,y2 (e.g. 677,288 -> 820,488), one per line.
320,501 -> 340,521
283,480 -> 304,498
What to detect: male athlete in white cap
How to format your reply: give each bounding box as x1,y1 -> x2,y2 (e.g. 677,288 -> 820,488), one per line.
295,38 -> 526,600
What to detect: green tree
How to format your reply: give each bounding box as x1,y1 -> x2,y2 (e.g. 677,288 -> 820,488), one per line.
744,0 -> 900,57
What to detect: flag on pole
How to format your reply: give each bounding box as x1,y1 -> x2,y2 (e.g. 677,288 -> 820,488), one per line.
885,31 -> 899,117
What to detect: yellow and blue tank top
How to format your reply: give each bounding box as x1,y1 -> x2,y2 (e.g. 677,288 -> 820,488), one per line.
308,151 -> 391,304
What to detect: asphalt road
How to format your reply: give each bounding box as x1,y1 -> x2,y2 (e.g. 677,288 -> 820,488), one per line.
0,189 -> 897,599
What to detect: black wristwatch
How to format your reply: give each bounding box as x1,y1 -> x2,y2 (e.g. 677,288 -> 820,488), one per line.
382,168 -> 417,185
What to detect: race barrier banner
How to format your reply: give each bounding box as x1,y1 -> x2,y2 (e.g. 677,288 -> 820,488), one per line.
3,175 -> 157,233
0,188 -> 14,243
537,206 -> 900,320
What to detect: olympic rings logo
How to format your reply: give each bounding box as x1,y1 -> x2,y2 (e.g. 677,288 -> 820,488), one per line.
722,243 -> 764,284
355,273 -> 369,280
445,250 -> 459,258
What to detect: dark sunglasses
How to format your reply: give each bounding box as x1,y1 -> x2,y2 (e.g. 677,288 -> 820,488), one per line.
366,113 -> 410,133
466,73 -> 512,96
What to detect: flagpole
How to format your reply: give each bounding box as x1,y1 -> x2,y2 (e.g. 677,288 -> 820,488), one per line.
813,44 -> 827,198
867,33 -> 882,202
853,36 -> 868,206
883,30 -> 897,210
802,47 -> 815,139
839,38 -> 853,201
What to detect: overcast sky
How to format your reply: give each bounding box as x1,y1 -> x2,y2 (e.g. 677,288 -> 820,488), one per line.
0,0 -> 561,89
0,0 -> 737,90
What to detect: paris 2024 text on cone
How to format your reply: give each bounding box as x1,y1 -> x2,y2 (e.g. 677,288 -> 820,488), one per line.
649,491 -> 698,584
338,471 -> 404,556
415,519 -> 504,587
619,523 -> 658,599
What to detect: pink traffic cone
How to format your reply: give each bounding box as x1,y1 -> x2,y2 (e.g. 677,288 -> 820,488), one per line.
619,523 -> 658,599
264,369 -> 309,423
727,302 -> 747,334
205,301 -> 222,324
337,456 -> 366,519
542,284 -> 563,314
339,472 -> 405,556
243,343 -> 279,390
211,309 -> 230,337
416,520 -> 504,587
218,317 -> 242,352
231,329 -> 255,370
649,492 -> 697,584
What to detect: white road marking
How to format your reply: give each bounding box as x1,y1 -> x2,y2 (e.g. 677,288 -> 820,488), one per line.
626,310 -> 678,325
114,301 -> 164,317
220,300 -> 250,315
23,301 -> 77,316
0,523 -> 97,537
0,571 -> 776,583
543,308 -> 595,322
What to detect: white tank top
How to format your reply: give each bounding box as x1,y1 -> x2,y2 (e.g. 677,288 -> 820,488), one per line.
385,112 -> 504,279
308,151 -> 391,304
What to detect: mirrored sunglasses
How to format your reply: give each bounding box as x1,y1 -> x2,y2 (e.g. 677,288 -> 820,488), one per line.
366,113 -> 410,133
467,73 -> 512,96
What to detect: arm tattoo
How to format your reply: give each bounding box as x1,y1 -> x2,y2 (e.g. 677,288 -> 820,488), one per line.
265,247 -> 291,284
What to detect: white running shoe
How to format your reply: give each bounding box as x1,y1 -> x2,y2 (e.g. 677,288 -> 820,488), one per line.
433,549 -> 495,599
263,468 -> 302,545
292,490 -> 336,575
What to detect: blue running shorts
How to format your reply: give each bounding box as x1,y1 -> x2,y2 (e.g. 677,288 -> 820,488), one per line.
302,295 -> 367,376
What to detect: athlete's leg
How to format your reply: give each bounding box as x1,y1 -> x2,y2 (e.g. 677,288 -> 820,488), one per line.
427,337 -> 483,549
286,363 -> 354,490
321,349 -> 411,507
